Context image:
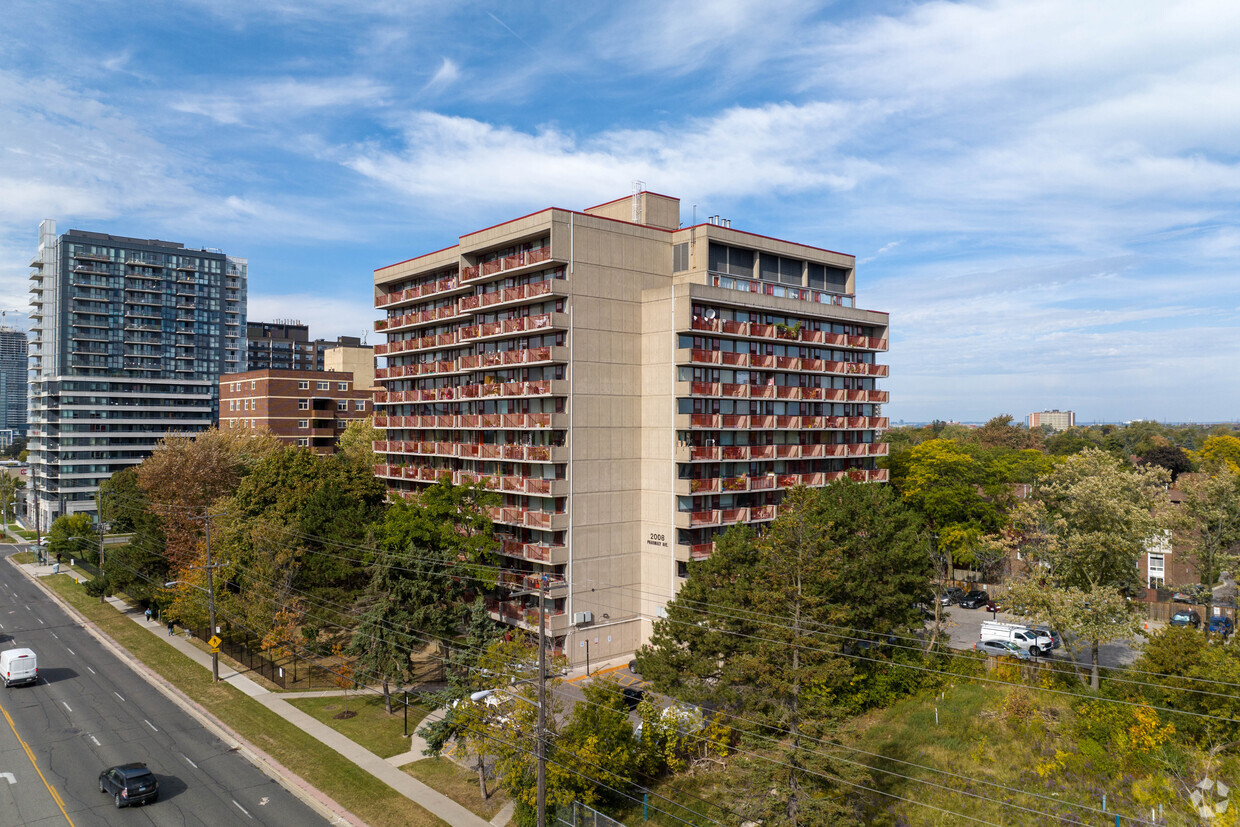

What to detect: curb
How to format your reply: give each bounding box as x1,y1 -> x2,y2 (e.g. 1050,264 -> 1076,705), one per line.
5,553 -> 364,827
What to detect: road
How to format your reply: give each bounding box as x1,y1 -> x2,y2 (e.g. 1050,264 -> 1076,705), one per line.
0,546 -> 330,826
937,604 -> 1144,669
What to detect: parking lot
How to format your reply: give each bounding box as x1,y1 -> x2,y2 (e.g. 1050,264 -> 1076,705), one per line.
937,604 -> 1146,668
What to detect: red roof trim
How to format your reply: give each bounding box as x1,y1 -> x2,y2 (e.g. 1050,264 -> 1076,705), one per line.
374,243 -> 460,275
679,223 -> 853,260
459,208 -> 556,241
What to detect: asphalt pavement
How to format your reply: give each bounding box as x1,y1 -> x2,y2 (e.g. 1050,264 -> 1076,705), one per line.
936,603 -> 1153,668
0,548 -> 332,826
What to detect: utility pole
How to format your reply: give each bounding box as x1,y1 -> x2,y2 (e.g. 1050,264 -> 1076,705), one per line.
205,513 -> 219,682
97,520 -> 107,603
536,574 -> 548,827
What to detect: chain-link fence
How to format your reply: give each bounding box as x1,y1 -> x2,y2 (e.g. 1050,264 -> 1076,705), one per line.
553,801 -> 626,827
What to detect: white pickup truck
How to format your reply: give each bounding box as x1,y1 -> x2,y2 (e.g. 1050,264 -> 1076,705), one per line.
979,621 -> 1054,657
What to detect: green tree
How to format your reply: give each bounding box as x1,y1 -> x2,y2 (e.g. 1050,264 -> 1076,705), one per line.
337,415 -> 380,469
0,472 -> 23,525
1138,444 -> 1193,481
900,439 -> 1000,564
972,414 -> 1043,451
350,477 -> 498,715
1173,469 -> 1240,639
47,513 -> 95,563
1004,449 -> 1170,688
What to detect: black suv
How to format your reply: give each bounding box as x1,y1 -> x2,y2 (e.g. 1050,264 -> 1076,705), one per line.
958,590 -> 990,609
99,763 -> 159,808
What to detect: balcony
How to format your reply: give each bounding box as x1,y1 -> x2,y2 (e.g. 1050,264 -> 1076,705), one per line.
458,278 -> 568,313
457,312 -> 568,341
498,540 -> 570,565
373,303 -> 463,338
374,379 -> 564,406
457,345 -> 567,371
461,246 -> 553,283
706,273 -> 856,308
375,274 -> 463,309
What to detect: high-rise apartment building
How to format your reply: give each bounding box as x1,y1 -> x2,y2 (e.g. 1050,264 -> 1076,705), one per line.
27,220 -> 246,528
0,328 -> 28,434
1026,409 -> 1075,431
372,191 -> 889,663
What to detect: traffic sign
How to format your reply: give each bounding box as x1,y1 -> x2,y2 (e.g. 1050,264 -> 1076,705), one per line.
207,635 -> 221,649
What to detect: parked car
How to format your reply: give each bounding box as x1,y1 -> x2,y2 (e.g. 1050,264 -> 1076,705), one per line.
1208,616 -> 1234,636
98,763 -> 159,808
1170,609 -> 1202,628
985,597 -> 1007,614
913,602 -> 935,620
974,640 -> 1031,660
1171,586 -> 1209,605
1030,625 -> 1063,649
939,587 -> 965,607
621,686 -> 644,711
979,621 -> 1054,657
958,590 -> 990,609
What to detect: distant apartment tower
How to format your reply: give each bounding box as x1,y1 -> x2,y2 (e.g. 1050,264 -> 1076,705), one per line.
27,220 -> 246,528
1026,409 -> 1075,431
219,369 -> 372,454
0,328 -> 28,434
372,191 -> 889,664
247,321 -> 370,375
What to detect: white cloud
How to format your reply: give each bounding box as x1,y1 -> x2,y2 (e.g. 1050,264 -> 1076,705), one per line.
172,76 -> 390,125
423,58 -> 460,92
346,101 -> 887,208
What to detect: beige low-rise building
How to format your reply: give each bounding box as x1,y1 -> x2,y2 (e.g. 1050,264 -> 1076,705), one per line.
372,191 -> 890,665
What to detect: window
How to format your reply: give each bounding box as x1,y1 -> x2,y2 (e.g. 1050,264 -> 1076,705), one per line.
298,399 -> 309,410
337,382 -> 348,391
298,419 -> 308,428
355,400 -> 366,411
707,243 -> 753,277
337,401 -> 348,411
297,437 -> 309,447
316,381 -> 329,390
298,380 -> 309,389
1148,553 -> 1165,589
672,243 -> 689,272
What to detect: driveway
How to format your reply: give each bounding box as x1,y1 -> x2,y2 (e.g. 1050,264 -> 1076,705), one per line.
936,605 -> 1146,669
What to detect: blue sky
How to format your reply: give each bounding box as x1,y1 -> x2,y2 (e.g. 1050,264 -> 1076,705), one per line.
2,0 -> 1237,424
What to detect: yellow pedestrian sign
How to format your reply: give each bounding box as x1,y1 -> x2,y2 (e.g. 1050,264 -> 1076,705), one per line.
208,635 -> 221,651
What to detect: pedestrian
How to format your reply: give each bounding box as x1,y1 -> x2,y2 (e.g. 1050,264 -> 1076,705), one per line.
167,621 -> 174,636
145,607 -> 152,623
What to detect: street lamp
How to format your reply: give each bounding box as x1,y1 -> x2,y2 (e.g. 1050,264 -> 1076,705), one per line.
165,578 -> 220,682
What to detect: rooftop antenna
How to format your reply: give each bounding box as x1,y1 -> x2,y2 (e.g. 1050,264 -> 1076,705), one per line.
632,180 -> 645,224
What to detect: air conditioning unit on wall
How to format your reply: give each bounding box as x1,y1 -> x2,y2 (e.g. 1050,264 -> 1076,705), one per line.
572,611 -> 593,625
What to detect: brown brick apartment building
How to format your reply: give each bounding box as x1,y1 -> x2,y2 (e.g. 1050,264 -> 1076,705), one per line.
220,369 -> 373,454
372,190 -> 889,664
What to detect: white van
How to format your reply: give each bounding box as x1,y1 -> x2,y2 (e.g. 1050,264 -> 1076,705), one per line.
979,622 -> 1053,657
1,648 -> 38,687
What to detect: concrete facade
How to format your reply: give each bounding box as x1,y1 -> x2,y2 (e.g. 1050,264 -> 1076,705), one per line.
220,369 -> 373,454
1026,409 -> 1076,431
372,191 -> 889,664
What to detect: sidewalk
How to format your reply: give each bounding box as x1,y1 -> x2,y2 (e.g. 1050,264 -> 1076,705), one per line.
13,555 -> 499,827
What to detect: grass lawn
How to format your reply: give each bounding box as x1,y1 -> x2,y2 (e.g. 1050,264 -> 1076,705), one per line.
287,693 -> 428,759
405,757 -> 511,821
39,572 -> 448,827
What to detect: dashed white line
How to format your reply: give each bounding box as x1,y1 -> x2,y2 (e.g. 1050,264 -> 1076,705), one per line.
49,632 -> 57,639
144,720 -> 158,732
65,647 -> 74,655
90,735 -> 100,746
181,753 -> 198,769
114,692 -> 125,702
36,618 -> 43,625
232,800 -> 252,819
62,701 -> 72,713
86,666 -> 96,675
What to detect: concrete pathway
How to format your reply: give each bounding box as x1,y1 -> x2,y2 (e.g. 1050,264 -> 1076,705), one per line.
12,554 -> 498,827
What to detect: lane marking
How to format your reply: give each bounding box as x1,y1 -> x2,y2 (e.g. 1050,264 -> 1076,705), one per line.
65,647 -> 74,656
114,692 -> 125,702
62,701 -> 72,713
49,632 -> 57,639
181,753 -> 198,769
233,800 -> 253,819
0,772 -> 14,784
37,618 -> 43,625
144,720 -> 158,732
0,698 -> 76,825
90,734 -> 100,746
86,666 -> 95,675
